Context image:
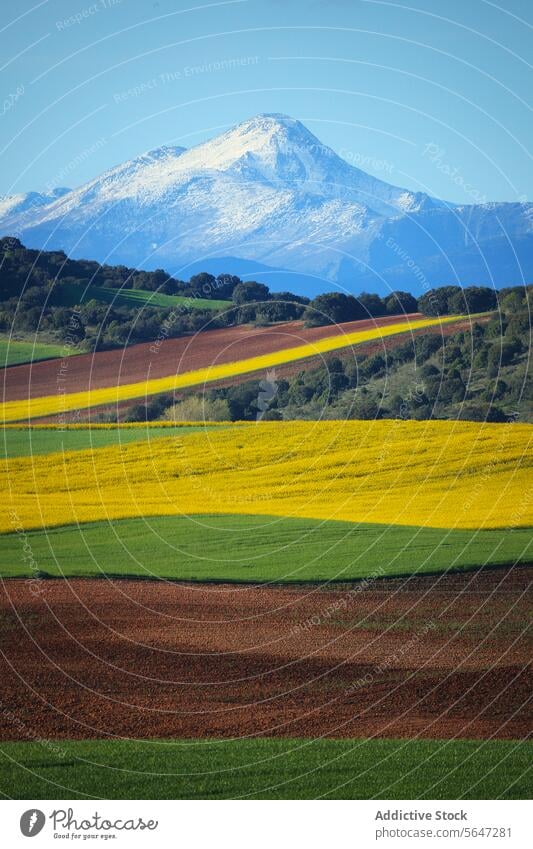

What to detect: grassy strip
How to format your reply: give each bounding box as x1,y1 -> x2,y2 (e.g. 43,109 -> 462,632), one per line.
0,737 -> 530,799
58,281 -> 230,311
1,424 -> 221,458
1,315 -> 466,422
0,338 -> 79,368
0,515 -> 530,581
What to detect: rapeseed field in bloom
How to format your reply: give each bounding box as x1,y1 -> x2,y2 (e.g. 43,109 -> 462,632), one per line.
2,420 -> 531,533
1,315 -> 465,422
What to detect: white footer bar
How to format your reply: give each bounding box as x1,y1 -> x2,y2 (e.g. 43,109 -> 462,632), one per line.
3,799 -> 531,848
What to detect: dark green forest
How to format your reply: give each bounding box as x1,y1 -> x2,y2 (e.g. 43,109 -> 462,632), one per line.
0,238 -> 314,349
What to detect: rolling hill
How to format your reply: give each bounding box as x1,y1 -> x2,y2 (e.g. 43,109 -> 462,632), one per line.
57,280 -> 229,311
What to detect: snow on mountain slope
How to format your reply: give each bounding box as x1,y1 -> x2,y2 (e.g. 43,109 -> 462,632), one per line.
0,113 -> 531,294
158,113 -> 436,216
0,187 -> 70,220
49,145 -> 187,211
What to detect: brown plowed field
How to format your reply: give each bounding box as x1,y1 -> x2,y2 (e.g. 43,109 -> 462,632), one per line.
59,316 -> 477,423
2,313 -> 429,402
1,567 -> 530,742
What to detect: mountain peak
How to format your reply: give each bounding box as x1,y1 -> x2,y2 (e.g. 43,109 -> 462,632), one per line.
256,112 -> 292,119
176,112 -> 337,190
223,112 -> 322,148
5,113 -> 521,297
238,112 -> 309,131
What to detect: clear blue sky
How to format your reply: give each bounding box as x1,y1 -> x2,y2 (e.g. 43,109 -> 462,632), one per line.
1,0 -> 531,203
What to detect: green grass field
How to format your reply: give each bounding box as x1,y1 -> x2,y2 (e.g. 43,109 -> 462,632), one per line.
0,737 -> 530,799
1,424 -> 219,458
0,514 -> 529,582
0,337 -> 79,367
58,281 -> 230,311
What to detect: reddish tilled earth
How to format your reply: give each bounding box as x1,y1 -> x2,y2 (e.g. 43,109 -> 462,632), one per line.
2,313 -> 425,402
0,567 -> 530,742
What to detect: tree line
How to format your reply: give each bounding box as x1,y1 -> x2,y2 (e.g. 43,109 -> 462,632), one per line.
0,237 -> 530,353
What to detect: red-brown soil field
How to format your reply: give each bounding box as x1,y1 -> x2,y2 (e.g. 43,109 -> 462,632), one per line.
2,313 -> 444,402
72,315 -> 478,422
0,567 -> 530,742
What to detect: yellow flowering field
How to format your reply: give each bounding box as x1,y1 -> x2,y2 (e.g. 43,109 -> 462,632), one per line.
1,315 -> 464,422
2,420 -> 531,533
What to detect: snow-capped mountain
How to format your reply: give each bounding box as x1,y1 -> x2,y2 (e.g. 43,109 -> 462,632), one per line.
1,114 -> 531,295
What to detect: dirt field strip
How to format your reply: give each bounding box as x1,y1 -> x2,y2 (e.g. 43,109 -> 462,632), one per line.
3,314 -> 422,402
1,314 -> 467,421
49,316 -> 479,424
0,568 -> 530,742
